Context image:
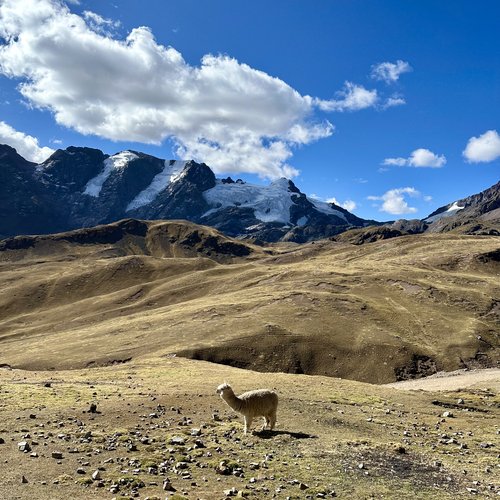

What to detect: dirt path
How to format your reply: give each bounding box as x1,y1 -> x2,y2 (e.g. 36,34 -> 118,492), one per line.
385,368 -> 500,391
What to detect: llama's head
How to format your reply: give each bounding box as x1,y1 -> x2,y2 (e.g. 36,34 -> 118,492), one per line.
216,382 -> 232,397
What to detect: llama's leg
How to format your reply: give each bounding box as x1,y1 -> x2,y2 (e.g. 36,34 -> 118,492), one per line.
244,416 -> 253,434
269,411 -> 277,430
262,415 -> 271,430
263,416 -> 270,431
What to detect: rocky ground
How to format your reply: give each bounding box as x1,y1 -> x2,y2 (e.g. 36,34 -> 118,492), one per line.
1,357 -> 499,499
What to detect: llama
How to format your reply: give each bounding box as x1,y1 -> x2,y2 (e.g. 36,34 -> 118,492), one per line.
216,383 -> 278,434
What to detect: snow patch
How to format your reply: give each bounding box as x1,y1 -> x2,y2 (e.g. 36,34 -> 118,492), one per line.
126,160 -> 186,211
425,201 -> 465,223
203,178 -> 296,224
83,151 -> 138,197
309,199 -> 348,222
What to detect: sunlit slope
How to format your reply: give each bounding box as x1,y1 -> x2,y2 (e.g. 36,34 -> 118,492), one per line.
0,219 -> 498,383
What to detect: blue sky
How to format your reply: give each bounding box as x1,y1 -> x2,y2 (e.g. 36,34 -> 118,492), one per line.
0,0 -> 498,220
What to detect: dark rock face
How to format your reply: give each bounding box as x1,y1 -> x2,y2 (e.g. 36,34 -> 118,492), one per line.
132,161 -> 216,221
38,147 -> 108,192
0,145 -> 64,239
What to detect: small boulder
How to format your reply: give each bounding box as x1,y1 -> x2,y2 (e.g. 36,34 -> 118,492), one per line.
162,478 -> 176,491
18,441 -> 31,452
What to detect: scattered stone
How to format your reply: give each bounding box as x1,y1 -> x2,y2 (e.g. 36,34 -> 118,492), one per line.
299,482 -> 309,490
21,476 -> 28,484
479,442 -> 493,449
29,414 -> 36,419
92,470 -> 101,481
30,452 -> 38,458
51,451 -> 63,459
358,463 -> 365,469
162,478 -> 176,491
216,460 -> 233,476
193,439 -> 205,449
0,437 -> 4,444
76,467 -> 86,474
457,398 -> 465,404
170,436 -> 185,446
89,403 -> 97,413
442,411 -> 453,418
43,382 -> 51,388
18,441 -> 31,452
223,486 -> 238,496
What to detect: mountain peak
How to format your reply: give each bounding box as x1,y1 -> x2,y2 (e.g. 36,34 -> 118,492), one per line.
3,142 -> 496,242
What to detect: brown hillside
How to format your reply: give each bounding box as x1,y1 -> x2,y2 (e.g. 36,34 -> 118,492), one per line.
0,221 -> 498,383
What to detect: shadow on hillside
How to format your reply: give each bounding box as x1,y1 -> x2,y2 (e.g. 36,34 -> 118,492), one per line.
253,429 -> 317,439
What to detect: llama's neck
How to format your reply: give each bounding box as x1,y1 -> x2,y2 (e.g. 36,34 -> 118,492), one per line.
222,389 -> 244,412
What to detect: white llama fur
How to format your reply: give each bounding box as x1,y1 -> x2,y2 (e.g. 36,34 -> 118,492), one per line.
216,383 -> 278,434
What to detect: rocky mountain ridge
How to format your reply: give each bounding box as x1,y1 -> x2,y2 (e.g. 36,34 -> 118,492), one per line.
1,143 -> 498,242
0,144 -> 378,242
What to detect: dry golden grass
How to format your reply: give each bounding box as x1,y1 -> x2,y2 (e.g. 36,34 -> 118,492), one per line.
0,222 -> 499,498
0,357 -> 499,499
0,222 -> 498,383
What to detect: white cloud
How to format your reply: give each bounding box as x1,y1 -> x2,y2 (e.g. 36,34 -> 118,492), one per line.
371,60 -> 412,84
325,196 -> 357,211
383,148 -> 446,168
0,0 -> 347,179
0,121 -> 54,162
463,130 -> 500,163
381,95 -> 406,109
341,199 -> 357,212
383,157 -> 408,167
368,187 -> 419,215
316,82 -> 378,112
82,10 -> 120,34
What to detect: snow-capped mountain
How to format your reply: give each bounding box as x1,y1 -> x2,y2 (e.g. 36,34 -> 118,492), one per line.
0,144 -> 376,242
424,180 -> 500,234
338,181 -> 500,245
3,144 -> 496,242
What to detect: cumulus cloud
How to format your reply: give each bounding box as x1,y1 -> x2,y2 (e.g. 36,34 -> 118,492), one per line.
463,130 -> 500,163
0,0 -> 342,179
325,196 -> 357,211
0,121 -> 54,162
383,148 -> 446,168
315,82 -> 378,112
371,60 -> 412,84
368,187 -> 419,215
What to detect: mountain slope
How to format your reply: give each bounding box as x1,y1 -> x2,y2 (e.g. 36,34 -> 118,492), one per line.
0,145 -> 65,238
424,180 -> 500,234
0,221 -> 498,382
